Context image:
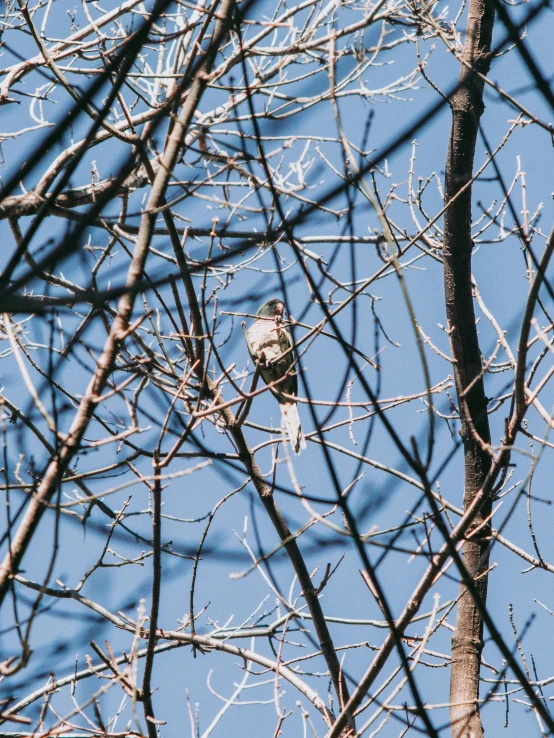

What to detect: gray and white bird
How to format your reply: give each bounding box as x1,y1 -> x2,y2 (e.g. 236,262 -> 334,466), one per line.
245,299 -> 306,455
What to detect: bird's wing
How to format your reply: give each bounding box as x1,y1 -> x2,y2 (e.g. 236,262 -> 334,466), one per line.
277,328 -> 298,397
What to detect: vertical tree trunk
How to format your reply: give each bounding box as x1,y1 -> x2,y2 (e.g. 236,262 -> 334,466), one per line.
443,0 -> 495,735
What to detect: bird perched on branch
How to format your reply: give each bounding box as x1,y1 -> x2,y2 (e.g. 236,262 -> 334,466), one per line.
244,298 -> 306,455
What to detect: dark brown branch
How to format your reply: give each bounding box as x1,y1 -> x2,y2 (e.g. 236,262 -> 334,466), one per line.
442,0 -> 495,734
142,455 -> 162,738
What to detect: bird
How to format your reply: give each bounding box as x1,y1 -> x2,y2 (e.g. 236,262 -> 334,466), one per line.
244,298 -> 306,455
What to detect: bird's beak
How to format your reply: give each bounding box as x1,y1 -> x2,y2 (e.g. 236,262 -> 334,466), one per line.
275,302 -> 284,318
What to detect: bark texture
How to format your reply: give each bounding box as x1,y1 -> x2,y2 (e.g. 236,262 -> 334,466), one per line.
443,0 -> 495,735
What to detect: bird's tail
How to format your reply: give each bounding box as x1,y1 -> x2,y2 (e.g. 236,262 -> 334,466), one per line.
280,402 -> 307,455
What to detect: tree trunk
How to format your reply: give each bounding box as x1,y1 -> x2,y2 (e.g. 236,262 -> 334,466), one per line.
443,0 -> 495,735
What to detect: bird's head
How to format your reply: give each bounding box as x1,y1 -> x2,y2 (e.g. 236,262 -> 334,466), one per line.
256,298 -> 285,320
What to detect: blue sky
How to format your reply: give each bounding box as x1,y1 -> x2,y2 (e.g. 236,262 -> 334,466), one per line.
1,0 -> 554,735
